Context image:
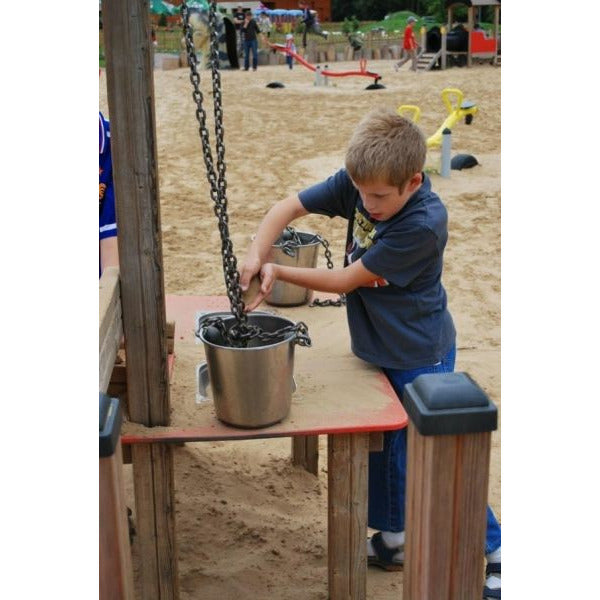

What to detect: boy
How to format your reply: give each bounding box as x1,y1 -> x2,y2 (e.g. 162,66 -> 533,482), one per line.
240,109 -> 501,598
298,1 -> 327,49
284,33 -> 296,69
99,111 -> 118,275
395,15 -> 419,72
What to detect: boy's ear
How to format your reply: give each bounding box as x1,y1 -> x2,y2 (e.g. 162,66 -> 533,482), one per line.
407,172 -> 423,193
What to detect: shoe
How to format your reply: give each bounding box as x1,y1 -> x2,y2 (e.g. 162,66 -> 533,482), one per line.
367,532 -> 404,572
483,562 -> 501,599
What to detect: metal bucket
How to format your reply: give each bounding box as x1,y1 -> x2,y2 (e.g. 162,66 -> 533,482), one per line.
197,313 -> 297,428
266,231 -> 320,306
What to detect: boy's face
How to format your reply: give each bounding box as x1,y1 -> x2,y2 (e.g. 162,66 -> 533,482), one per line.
352,174 -> 422,222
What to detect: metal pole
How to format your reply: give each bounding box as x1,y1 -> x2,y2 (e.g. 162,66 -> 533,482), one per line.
441,128 -> 452,178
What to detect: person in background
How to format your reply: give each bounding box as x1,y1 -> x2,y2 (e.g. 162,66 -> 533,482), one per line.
232,4 -> 245,57
394,16 -> 419,72
242,10 -> 260,71
258,10 -> 272,48
284,33 -> 297,69
298,1 -> 327,49
99,111 -> 119,275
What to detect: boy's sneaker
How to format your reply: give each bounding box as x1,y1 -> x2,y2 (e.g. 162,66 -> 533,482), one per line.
367,532 -> 404,571
483,562 -> 501,598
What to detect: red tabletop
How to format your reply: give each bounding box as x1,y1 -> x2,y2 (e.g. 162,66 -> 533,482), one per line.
121,295 -> 408,444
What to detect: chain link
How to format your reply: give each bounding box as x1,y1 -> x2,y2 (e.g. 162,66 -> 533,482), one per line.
272,226 -> 346,307
182,1 -> 311,347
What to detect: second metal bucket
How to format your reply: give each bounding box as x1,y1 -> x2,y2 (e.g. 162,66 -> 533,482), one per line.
197,313 -> 297,428
266,231 -> 320,306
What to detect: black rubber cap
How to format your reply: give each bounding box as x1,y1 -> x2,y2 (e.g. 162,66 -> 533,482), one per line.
451,153 -> 479,170
99,392 -> 122,458
403,372 -> 497,435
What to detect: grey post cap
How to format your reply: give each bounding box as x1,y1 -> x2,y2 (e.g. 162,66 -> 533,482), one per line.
403,372 -> 497,435
100,392 -> 123,458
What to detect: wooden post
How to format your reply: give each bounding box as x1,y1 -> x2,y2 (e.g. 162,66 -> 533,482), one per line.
441,26 -> 447,70
292,435 -> 319,475
467,6 -> 474,67
102,1 -> 178,598
493,5 -> 500,64
402,373 -> 497,600
100,395 -> 135,600
327,433 -> 369,600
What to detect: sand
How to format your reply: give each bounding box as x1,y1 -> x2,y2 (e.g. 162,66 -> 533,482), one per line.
100,58 -> 500,599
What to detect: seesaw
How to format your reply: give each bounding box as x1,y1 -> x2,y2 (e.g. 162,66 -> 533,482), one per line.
267,42 -> 385,90
397,87 -> 478,149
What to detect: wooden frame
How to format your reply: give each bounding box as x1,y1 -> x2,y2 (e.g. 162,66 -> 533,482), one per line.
102,0 -> 177,597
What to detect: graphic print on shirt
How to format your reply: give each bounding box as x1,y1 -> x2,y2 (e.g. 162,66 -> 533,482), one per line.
346,207 -> 389,287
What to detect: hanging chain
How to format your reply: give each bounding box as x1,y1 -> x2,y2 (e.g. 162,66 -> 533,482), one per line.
182,1 -> 310,347
308,233 -> 346,307
273,227 -> 346,308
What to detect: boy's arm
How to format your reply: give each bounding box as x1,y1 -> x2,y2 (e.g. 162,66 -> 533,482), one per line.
240,195 -> 308,291
244,259 -> 378,312
100,236 -> 119,271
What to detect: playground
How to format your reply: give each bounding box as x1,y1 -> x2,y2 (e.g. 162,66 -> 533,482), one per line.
100,43 -> 500,599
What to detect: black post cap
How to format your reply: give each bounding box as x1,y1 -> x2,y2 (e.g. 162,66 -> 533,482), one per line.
403,372 -> 497,435
99,392 -> 122,458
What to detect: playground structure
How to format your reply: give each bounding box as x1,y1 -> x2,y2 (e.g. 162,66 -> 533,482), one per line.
100,1 -> 497,598
415,0 -> 500,70
397,87 -> 478,149
268,41 -> 384,89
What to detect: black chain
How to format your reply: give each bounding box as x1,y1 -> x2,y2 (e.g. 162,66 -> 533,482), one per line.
273,226 -> 346,307
182,1 -> 310,348
196,315 -> 312,348
309,234 -> 346,306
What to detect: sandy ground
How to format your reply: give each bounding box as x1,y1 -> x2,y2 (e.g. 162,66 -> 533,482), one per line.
100,57 -> 500,599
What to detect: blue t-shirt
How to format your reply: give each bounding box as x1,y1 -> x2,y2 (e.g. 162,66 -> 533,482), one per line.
299,168 -> 456,370
99,112 -> 117,242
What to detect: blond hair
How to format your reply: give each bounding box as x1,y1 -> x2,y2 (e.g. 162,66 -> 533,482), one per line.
345,108 -> 426,192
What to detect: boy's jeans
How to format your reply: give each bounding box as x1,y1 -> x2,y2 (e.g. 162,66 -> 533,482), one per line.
368,344 -> 501,553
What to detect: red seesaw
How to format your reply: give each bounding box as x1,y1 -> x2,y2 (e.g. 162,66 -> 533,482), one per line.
268,42 -> 385,89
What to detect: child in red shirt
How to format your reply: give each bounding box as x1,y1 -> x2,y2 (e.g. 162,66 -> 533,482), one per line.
394,16 -> 419,72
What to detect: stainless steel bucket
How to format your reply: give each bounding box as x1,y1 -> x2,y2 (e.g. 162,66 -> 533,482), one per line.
266,231 -> 321,306
197,313 -> 297,428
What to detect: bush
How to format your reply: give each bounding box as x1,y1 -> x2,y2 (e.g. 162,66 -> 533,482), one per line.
341,15 -> 360,34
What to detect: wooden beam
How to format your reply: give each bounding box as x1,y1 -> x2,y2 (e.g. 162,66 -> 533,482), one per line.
404,426 -> 490,599
467,6 -> 474,67
103,0 -> 170,427
132,443 -> 180,600
493,5 -> 500,64
99,440 -> 135,600
99,267 -> 123,393
327,433 -> 369,600
103,2 -> 177,598
291,435 -> 319,475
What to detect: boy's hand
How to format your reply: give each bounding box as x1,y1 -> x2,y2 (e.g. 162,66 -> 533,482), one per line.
243,263 -> 278,312
240,253 -> 261,292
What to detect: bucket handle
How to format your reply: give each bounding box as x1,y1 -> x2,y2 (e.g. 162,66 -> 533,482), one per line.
195,361 -> 297,405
